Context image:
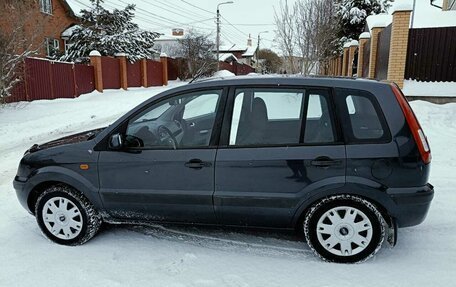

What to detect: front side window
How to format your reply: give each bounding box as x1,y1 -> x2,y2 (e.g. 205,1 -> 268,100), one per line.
125,90 -> 222,149
40,0 -> 52,14
229,88 -> 336,146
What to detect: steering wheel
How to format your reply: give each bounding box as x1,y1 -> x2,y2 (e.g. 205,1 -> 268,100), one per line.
157,126 -> 178,149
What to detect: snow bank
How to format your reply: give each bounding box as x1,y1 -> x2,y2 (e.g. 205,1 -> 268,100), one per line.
403,80 -> 456,97
213,70 -> 236,78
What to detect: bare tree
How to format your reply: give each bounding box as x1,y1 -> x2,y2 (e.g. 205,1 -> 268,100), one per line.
178,30 -> 216,80
274,0 -> 299,74
0,0 -> 44,101
275,0 -> 339,75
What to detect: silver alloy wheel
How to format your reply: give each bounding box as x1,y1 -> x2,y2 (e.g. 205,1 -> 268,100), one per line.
316,206 -> 373,256
42,197 -> 83,240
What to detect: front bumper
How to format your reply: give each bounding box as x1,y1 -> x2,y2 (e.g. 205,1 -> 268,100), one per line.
387,183 -> 434,228
13,176 -> 33,214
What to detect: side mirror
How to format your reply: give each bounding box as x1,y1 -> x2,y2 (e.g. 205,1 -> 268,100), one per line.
109,133 -> 123,150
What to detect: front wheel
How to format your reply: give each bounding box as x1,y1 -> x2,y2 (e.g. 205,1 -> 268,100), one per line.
35,185 -> 102,245
304,195 -> 385,263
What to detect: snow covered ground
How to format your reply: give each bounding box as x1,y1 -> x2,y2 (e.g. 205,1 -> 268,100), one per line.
0,83 -> 455,286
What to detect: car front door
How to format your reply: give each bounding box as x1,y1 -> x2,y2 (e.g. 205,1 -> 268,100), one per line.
98,89 -> 225,224
214,87 -> 346,228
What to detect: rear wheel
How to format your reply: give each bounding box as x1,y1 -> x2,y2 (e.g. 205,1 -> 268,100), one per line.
304,195 -> 385,263
35,185 -> 101,245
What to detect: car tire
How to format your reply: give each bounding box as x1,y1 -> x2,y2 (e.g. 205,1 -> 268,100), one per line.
304,195 -> 385,263
35,184 -> 102,246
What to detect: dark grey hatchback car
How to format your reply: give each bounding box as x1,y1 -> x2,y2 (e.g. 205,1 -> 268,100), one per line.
14,76 -> 433,263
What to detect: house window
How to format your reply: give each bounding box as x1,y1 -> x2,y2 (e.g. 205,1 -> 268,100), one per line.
45,38 -> 60,58
40,0 -> 52,14
63,39 -> 72,55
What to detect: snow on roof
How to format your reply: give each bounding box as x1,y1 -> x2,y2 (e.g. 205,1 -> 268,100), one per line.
61,25 -> 81,38
219,53 -> 239,62
349,40 -> 359,46
359,32 -> 371,39
242,46 -> 256,57
343,42 -> 351,48
391,0 -> 413,13
366,14 -> 392,30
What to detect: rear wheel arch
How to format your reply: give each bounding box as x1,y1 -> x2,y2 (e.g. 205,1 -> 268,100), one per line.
293,191 -> 393,234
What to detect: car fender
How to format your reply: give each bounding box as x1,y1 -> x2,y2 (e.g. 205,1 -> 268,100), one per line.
25,166 -> 104,211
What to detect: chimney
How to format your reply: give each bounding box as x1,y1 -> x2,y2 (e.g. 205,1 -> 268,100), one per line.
247,34 -> 252,47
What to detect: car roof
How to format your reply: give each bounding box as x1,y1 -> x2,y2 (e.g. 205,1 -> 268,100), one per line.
183,75 -> 390,91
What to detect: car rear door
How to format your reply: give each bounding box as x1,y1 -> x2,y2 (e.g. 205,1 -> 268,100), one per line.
214,87 -> 346,228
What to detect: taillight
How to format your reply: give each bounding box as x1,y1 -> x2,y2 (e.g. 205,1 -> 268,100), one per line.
391,83 -> 431,164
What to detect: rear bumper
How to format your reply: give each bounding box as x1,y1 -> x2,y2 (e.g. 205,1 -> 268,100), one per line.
387,183 -> 434,228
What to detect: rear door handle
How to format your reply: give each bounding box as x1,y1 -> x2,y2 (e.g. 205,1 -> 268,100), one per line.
184,159 -> 212,169
311,156 -> 341,167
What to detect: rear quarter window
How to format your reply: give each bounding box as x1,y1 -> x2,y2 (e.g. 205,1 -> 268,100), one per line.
335,88 -> 391,144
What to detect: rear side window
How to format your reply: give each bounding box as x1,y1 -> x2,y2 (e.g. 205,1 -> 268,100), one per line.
336,88 -> 390,143
228,88 -> 337,146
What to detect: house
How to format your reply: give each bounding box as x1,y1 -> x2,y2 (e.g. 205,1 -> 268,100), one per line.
153,29 -> 185,58
0,0 -> 79,58
217,42 -> 257,67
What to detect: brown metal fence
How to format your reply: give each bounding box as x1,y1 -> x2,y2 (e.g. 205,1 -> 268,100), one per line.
375,24 -> 392,80
127,61 -> 141,87
101,57 -> 121,89
405,27 -> 456,82
8,58 -> 95,102
362,39 -> 371,78
147,60 -> 163,86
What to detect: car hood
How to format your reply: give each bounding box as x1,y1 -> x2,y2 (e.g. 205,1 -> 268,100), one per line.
27,128 -> 105,153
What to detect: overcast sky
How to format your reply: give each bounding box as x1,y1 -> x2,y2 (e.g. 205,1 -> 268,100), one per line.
66,0 -> 447,52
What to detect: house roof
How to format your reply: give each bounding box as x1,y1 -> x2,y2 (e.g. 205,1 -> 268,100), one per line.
219,53 -> 239,62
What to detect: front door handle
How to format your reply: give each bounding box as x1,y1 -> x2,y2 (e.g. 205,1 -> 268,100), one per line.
184,159 -> 212,169
311,156 -> 341,167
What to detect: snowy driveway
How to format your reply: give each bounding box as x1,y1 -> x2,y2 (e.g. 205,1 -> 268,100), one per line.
0,85 -> 455,286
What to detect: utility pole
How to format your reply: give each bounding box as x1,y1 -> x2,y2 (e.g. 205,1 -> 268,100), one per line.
256,31 -> 268,73
216,1 -> 234,71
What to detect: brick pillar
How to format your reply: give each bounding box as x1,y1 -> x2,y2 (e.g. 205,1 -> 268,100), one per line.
368,26 -> 385,78
116,53 -> 128,90
342,46 -> 349,76
357,32 -> 370,79
348,40 -> 358,77
89,50 -> 103,93
160,53 -> 168,86
140,59 -> 148,87
387,9 -> 412,89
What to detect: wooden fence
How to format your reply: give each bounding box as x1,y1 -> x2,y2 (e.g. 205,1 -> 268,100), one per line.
219,61 -> 255,75
405,26 -> 456,82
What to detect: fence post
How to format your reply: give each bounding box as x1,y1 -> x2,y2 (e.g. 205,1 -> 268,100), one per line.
89,50 -> 103,92
116,53 -> 128,90
387,6 -> 413,88
342,43 -> 350,76
160,53 -> 168,86
348,40 -> 359,77
368,25 -> 386,79
358,32 -> 371,79
140,59 -> 148,87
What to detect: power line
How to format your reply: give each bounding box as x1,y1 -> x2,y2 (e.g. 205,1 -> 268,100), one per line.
153,0 -> 208,20
137,0 -> 202,22
180,0 -> 214,15
221,15 -> 249,38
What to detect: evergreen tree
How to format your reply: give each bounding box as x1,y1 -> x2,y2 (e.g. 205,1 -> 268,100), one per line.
61,0 -> 160,62
336,0 -> 390,42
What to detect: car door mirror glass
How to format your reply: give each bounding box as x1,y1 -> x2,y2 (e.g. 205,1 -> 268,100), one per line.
109,133 -> 123,150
